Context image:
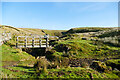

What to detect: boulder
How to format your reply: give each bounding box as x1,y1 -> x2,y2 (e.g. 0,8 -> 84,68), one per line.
105,59 -> 120,71
90,61 -> 108,72
34,56 -> 50,72
81,37 -> 87,40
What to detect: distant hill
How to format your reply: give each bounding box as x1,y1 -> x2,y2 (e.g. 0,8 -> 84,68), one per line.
0,25 -> 66,36
66,27 -> 112,34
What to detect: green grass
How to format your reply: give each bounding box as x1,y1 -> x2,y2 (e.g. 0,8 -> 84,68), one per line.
1,44 -> 35,62
52,38 -> 120,59
1,66 -> 119,78
98,30 -> 120,38
106,59 -> 120,65
1,67 -> 36,78
39,67 -> 119,78
1,25 -> 120,78
66,27 -> 111,34
1,44 -> 37,78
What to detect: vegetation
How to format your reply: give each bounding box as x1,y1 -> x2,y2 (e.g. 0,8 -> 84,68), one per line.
51,38 -> 120,59
1,25 -> 120,79
66,27 -> 111,34
0,25 -> 65,36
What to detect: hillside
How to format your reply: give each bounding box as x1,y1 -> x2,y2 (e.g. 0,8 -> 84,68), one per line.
66,27 -> 112,34
0,25 -> 65,36
1,26 -> 120,78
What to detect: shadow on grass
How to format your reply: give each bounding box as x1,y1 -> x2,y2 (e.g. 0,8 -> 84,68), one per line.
15,65 -> 37,76
16,65 -> 34,69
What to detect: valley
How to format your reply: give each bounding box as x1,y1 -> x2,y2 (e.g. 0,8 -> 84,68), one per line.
0,25 -> 120,79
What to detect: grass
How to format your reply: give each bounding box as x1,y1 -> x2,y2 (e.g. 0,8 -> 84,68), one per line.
98,30 -> 120,38
1,25 -> 120,78
1,44 -> 35,62
52,38 -> 120,59
0,25 -> 65,37
1,66 -> 119,78
38,67 -> 119,78
1,41 -> 119,78
1,44 -> 37,78
1,67 -> 36,78
66,27 -> 111,34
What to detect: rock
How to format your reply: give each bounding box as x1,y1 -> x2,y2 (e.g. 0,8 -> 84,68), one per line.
20,59 -> 25,61
81,37 -> 87,40
114,68 -> 119,71
81,62 -> 89,68
34,56 -> 50,71
36,56 -> 40,59
105,59 -> 120,71
90,61 -> 108,72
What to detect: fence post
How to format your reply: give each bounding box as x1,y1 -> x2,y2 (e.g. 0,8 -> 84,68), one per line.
32,36 -> 34,47
16,36 -> 18,48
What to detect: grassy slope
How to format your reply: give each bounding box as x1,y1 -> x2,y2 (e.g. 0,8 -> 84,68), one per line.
21,28 -> 65,36
1,26 -> 120,78
52,37 -> 120,59
66,27 -> 112,34
39,67 -> 119,78
0,25 -> 65,36
0,43 -> 36,78
2,43 -> 118,78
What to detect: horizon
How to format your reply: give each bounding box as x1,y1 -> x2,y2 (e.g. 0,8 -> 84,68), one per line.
2,24 -> 118,31
2,2 -> 118,30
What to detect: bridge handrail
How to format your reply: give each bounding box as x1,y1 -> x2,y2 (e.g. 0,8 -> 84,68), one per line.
16,35 -> 50,48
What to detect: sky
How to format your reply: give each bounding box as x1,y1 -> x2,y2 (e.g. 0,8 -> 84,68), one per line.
2,2 -> 118,30
1,0 -> 120,2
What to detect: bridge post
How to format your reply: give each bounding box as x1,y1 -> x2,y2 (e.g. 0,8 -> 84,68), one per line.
16,36 -> 18,48
46,37 -> 48,47
32,36 -> 34,47
24,36 -> 27,47
39,36 -> 41,47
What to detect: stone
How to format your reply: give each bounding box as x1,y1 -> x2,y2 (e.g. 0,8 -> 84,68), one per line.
90,61 -> 108,72
82,37 -> 87,40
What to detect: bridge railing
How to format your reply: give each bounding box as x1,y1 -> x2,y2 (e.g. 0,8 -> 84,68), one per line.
16,36 -> 49,48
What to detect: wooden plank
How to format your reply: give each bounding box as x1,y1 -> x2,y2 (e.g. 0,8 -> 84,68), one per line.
42,43 -> 47,45
34,40 -> 40,41
17,45 -> 49,48
18,36 -> 26,37
41,40 -> 47,41
25,40 -> 32,41
27,43 -> 32,44
18,40 -> 25,41
18,43 -> 24,44
34,43 -> 40,44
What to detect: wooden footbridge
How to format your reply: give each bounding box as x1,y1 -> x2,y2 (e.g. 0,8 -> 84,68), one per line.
16,35 -> 58,48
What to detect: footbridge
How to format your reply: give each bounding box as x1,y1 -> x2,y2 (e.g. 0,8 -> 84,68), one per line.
16,35 -> 58,48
